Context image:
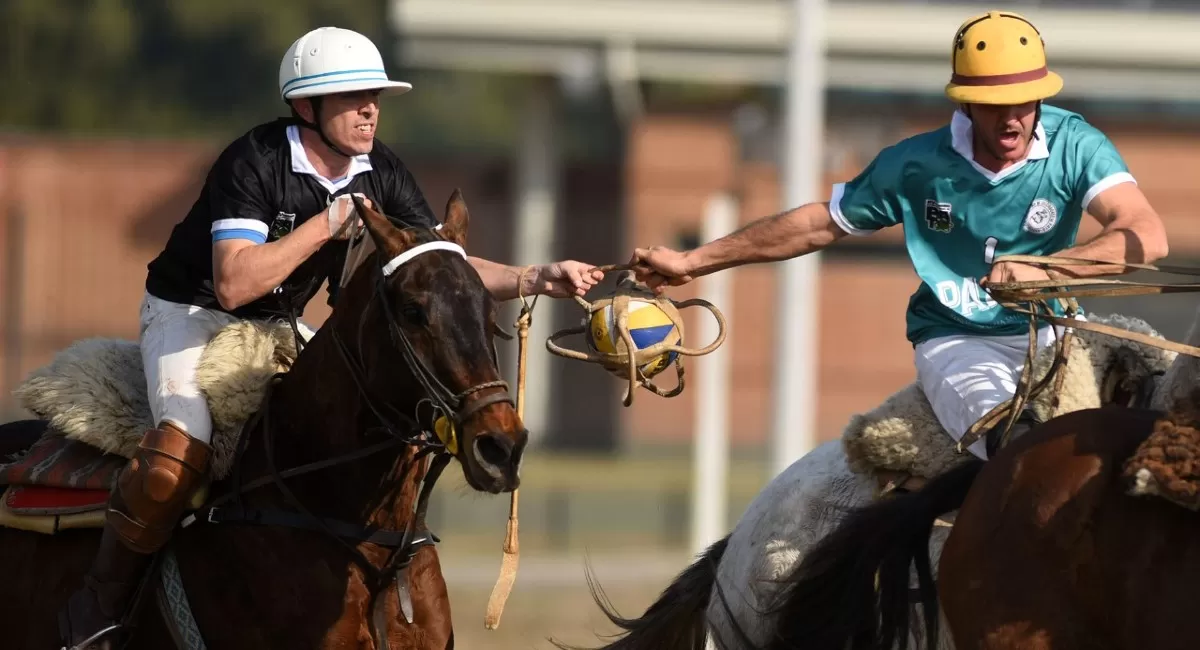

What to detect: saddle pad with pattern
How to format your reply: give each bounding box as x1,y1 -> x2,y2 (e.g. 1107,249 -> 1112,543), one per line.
0,432 -> 123,531
0,432 -> 125,491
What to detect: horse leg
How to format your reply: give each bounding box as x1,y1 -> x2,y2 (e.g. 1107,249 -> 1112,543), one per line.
170,523 -> 453,649
309,542 -> 453,649
400,544 -> 453,649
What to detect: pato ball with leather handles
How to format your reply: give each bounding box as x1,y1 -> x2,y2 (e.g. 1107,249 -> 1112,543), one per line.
547,270 -> 727,406
587,294 -> 682,379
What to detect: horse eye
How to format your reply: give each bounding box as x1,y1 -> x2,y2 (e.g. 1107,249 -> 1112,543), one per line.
400,302 -> 426,325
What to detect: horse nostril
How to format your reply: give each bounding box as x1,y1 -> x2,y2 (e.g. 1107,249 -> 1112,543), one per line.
473,433 -> 513,469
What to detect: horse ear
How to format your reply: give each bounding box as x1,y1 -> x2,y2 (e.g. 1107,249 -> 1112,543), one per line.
353,194 -> 411,253
440,188 -> 469,249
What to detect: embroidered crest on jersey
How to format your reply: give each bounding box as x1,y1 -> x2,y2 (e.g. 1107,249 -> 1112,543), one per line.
1022,199 -> 1058,234
924,200 -> 954,233
268,212 -> 296,241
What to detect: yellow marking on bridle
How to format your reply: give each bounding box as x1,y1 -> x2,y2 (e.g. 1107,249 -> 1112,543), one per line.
433,416 -> 458,456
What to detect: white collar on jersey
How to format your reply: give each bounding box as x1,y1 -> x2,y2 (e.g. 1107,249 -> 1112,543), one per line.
950,110 -> 1049,183
381,241 -> 467,277
286,125 -> 373,194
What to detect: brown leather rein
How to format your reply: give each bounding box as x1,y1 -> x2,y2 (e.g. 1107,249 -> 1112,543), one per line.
955,254 -> 1200,454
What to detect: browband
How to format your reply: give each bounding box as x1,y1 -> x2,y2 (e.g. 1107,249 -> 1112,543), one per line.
382,240 -> 468,277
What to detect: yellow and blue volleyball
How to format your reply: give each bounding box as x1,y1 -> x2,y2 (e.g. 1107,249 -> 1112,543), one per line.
587,299 -> 680,378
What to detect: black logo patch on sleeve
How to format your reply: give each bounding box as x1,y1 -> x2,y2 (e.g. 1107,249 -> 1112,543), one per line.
268,212 -> 296,241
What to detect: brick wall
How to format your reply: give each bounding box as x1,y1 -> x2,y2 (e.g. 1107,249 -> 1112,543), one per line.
0,139 -> 220,402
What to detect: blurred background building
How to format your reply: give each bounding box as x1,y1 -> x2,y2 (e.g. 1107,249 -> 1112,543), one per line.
2,0 -> 1200,646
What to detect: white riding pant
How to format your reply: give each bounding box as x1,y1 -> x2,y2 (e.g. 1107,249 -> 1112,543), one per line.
139,292 -> 240,443
139,291 -> 313,444
914,320 -> 1078,460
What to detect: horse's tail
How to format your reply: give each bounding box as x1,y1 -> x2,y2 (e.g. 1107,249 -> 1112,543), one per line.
765,459 -> 984,650
553,535 -> 729,650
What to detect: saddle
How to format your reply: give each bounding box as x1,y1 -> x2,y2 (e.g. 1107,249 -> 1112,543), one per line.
840,312 -> 1177,493
0,320 -> 302,535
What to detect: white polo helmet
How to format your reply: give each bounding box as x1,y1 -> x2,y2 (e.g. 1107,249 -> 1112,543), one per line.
279,27 -> 412,101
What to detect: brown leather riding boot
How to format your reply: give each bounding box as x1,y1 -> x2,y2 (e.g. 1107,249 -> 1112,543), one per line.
59,422 -> 211,650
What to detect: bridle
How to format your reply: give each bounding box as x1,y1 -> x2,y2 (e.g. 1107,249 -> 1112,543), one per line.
332,237 -> 514,451
188,231 -> 515,650
388,241 -> 512,420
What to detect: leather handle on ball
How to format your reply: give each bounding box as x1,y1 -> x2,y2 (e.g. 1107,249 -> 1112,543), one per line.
665,298 -> 727,357
545,325 -> 605,363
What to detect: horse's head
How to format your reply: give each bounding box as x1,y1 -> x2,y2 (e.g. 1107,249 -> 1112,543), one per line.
330,191 -> 526,494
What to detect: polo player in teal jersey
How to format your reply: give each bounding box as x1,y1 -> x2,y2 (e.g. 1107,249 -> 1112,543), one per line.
628,10 -> 1169,459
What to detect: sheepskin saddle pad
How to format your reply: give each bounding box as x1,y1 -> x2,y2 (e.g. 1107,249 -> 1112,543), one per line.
7,320 -> 302,497
842,313 -> 1177,480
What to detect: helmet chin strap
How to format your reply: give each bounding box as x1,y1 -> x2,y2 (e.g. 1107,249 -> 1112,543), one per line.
1033,101 -> 1043,141
296,96 -> 354,159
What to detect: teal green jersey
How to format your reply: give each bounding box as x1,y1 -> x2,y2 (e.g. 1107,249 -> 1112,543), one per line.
831,104 -> 1135,345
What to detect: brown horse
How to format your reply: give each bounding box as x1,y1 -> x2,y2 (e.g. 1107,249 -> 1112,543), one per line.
0,191 -> 526,649
758,399 -> 1200,650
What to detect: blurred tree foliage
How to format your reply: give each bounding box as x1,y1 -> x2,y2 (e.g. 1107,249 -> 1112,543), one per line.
0,0 -> 563,156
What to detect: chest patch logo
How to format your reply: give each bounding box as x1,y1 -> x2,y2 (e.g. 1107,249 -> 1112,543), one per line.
1023,199 -> 1058,234
924,200 -> 954,233
268,212 -> 296,241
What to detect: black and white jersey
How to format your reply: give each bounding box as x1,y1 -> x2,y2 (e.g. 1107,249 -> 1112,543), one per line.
144,117 -> 439,320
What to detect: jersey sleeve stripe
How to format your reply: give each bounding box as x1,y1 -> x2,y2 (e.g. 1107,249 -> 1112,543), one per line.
212,218 -> 269,236
1082,172 -> 1136,212
828,183 -> 871,237
212,229 -> 267,244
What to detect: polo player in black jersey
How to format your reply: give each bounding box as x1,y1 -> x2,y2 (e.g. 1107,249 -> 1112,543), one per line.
59,26 -> 604,650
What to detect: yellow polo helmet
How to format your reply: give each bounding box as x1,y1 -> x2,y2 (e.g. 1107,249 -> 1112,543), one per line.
946,11 -> 1063,105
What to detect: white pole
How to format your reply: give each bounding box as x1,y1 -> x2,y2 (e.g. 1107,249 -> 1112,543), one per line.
691,192 -> 736,555
770,0 -> 826,478
513,79 -> 558,444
